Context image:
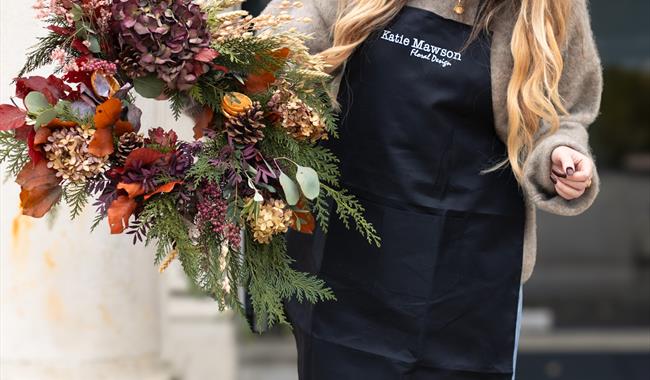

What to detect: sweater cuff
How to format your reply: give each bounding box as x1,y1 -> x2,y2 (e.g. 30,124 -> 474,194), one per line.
522,132 -> 600,216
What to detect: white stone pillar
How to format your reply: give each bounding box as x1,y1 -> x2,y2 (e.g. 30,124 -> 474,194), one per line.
0,209 -> 170,380
0,2 -> 169,380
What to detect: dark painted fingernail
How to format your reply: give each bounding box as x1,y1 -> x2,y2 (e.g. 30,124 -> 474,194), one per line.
566,167 -> 575,176
552,169 -> 567,178
550,175 -> 557,184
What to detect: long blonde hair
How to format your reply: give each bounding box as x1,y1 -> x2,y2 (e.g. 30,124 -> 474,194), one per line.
319,0 -> 570,181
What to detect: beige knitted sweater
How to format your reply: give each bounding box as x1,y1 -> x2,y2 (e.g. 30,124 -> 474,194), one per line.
263,0 -> 603,282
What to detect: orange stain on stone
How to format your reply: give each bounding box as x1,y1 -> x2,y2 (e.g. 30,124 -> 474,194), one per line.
10,214 -> 33,269
11,214 -> 33,248
98,304 -> 114,327
43,250 -> 56,269
46,291 -> 64,322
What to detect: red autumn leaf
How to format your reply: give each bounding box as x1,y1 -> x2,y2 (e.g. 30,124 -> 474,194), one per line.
47,25 -> 74,36
114,120 -> 134,137
0,105 -> 27,131
71,38 -> 91,55
28,127 -> 53,164
144,180 -> 183,200
195,48 -> 219,62
290,209 -> 316,234
94,98 -> 122,129
14,123 -> 32,142
106,167 -> 126,178
117,182 -> 145,198
107,195 -> 138,234
88,127 -> 114,156
15,160 -> 62,218
15,75 -> 72,103
192,107 -> 214,139
213,64 -> 229,73
124,147 -> 166,169
245,71 -> 276,94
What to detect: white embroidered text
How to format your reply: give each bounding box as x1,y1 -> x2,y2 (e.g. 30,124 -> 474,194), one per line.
380,30 -> 462,68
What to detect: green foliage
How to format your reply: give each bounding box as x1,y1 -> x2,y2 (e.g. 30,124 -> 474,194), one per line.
19,31 -> 69,77
0,131 -> 29,180
322,183 -> 381,247
242,230 -> 335,329
259,128 -> 340,186
195,233 -> 244,314
185,137 -> 229,185
313,192 -> 331,233
90,212 -> 106,232
214,37 -> 283,74
139,195 -> 201,274
167,90 -> 187,121
193,73 -> 231,111
62,181 -> 89,219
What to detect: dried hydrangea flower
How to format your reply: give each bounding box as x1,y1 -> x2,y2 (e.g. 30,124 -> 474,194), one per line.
43,126 -> 110,182
247,199 -> 292,244
268,85 -> 327,142
111,0 -> 213,89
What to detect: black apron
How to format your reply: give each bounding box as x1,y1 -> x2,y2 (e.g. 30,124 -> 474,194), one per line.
283,6 -> 526,379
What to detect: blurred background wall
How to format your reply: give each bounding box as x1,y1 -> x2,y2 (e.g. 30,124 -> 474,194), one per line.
2,1 -> 649,380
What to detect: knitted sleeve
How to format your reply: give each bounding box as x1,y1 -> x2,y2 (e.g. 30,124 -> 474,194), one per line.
521,0 -> 603,216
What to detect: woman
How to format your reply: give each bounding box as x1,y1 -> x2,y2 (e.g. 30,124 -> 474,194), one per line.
262,0 -> 602,378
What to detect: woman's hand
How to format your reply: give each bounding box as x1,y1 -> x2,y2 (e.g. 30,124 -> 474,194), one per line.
550,146 -> 594,200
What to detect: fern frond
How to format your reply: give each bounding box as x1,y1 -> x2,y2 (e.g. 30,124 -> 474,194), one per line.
63,181 -> 89,219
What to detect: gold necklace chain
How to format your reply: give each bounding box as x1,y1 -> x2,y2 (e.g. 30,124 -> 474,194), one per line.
453,0 -> 465,15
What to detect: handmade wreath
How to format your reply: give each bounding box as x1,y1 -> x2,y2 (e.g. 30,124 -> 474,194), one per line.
0,0 -> 379,329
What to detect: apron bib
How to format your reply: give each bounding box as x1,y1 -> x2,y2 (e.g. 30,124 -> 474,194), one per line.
283,6 -> 526,379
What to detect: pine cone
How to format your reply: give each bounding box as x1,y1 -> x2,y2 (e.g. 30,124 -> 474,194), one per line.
115,132 -> 145,164
118,46 -> 144,79
224,101 -> 266,145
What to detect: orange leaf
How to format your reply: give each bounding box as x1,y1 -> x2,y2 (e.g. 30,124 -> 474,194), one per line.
113,120 -> 134,137
45,118 -> 77,129
272,47 -> 291,59
33,127 -> 52,149
245,71 -> 276,94
107,195 -> 137,234
15,160 -> 62,218
290,209 -> 316,234
94,98 -> 122,129
117,182 -> 145,198
192,107 -> 213,139
88,127 -> 114,156
144,180 -> 182,200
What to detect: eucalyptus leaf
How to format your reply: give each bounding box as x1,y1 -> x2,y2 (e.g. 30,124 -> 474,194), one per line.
35,108 -> 57,127
133,75 -> 165,99
295,166 -> 320,200
87,35 -> 101,53
71,4 -> 83,21
279,172 -> 300,206
25,91 -> 49,113
257,182 -> 277,193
